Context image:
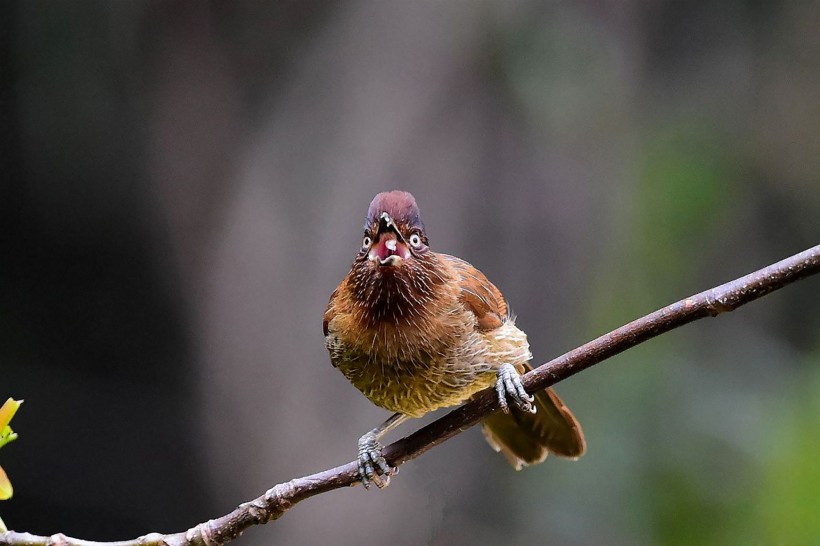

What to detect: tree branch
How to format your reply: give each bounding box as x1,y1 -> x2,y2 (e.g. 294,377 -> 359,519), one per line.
2,244 -> 819,546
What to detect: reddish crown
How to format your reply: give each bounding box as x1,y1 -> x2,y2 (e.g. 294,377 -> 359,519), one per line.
365,191 -> 425,233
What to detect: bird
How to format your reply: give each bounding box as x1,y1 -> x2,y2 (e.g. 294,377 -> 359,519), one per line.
323,190 -> 585,488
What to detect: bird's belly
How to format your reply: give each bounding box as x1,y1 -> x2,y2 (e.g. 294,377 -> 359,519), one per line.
328,321 -> 531,417
332,350 -> 495,417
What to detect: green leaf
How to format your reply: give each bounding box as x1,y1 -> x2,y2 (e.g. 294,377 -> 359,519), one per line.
0,429 -> 17,451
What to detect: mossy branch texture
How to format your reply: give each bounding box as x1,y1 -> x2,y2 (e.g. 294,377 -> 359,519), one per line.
2,244 -> 819,546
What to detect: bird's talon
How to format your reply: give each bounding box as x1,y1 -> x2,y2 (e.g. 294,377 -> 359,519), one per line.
496,378 -> 510,413
357,433 -> 393,489
376,457 -> 391,476
496,363 -> 536,414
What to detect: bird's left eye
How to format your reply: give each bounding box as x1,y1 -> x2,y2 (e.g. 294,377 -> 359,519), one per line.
362,236 -> 372,250
409,234 -> 422,247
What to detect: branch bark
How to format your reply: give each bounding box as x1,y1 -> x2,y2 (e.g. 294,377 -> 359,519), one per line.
2,244 -> 819,546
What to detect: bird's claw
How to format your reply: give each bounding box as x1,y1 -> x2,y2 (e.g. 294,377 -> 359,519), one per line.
357,432 -> 394,489
496,363 -> 535,414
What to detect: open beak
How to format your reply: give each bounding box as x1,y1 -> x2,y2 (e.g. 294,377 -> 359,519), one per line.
369,212 -> 411,266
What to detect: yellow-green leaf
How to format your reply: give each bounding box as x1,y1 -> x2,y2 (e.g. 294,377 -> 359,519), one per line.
0,399 -> 22,450
0,399 -> 22,430
0,465 -> 12,500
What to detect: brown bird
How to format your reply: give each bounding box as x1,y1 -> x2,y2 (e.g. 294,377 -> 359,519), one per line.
324,191 -> 585,487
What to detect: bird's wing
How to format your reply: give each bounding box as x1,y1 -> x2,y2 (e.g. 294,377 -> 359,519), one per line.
322,287 -> 339,337
441,254 -> 508,331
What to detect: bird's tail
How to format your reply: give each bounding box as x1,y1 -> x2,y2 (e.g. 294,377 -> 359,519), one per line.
481,369 -> 585,469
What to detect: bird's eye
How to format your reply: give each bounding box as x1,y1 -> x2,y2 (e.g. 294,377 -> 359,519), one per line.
409,234 -> 422,248
362,236 -> 372,250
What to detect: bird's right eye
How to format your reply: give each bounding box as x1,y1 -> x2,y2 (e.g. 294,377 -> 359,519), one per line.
362,236 -> 372,250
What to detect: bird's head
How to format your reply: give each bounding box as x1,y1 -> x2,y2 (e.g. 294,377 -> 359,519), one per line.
357,191 -> 429,269
348,191 -> 443,321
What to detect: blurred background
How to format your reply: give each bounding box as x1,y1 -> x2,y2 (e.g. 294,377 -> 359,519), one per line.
2,1 -> 819,545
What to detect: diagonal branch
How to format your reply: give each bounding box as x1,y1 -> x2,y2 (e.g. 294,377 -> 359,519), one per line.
2,244 -> 819,546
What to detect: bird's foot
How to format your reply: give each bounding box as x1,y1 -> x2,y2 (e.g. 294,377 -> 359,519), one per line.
357,432 -> 395,489
496,363 -> 535,414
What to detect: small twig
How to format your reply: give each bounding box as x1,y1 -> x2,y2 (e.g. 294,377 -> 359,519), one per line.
2,244 -> 819,546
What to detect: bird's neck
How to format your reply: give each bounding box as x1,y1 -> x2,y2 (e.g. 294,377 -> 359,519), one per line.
350,254 -> 451,326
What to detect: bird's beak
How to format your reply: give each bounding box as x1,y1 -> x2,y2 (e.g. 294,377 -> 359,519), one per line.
370,213 -> 411,266
377,212 -> 405,241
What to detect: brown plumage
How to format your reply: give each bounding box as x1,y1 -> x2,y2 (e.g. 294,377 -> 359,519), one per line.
324,191 -> 585,484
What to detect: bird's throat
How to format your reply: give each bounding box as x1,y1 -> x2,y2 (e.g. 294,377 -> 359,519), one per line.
351,255 -> 447,325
